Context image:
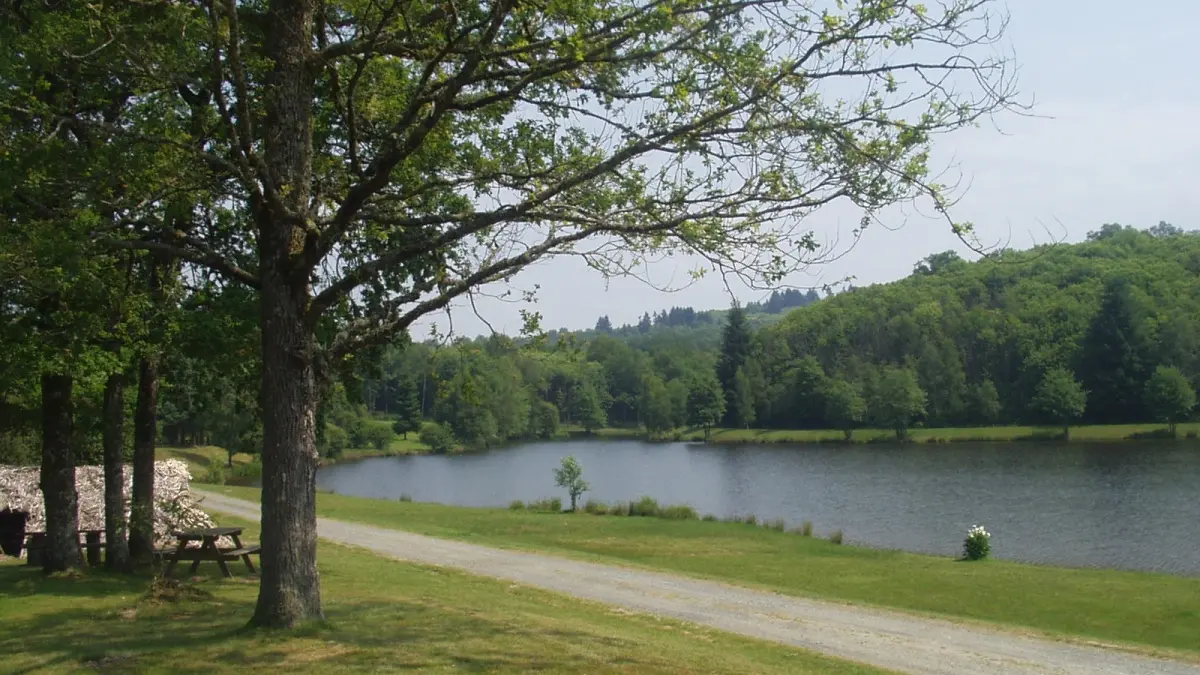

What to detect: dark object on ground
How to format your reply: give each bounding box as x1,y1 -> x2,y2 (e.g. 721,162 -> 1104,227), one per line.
0,509 -> 28,556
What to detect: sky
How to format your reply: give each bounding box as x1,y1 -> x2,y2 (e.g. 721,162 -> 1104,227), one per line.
414,0 -> 1200,339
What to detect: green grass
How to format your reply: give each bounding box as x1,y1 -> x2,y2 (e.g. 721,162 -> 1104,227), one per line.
157,446 -> 255,477
0,517 -> 883,675
206,485 -> 1200,655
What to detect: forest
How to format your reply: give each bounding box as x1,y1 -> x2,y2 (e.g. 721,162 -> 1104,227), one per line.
260,223 -> 1200,452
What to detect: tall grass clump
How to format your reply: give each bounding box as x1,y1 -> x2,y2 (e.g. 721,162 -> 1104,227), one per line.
630,496 -> 661,517
527,497 -> 563,513
398,493 -> 413,502
741,514 -> 758,526
660,504 -> 699,520
766,517 -> 786,532
583,499 -> 608,515
701,514 -> 718,522
508,500 -> 526,510
607,501 -> 632,516
828,529 -> 844,545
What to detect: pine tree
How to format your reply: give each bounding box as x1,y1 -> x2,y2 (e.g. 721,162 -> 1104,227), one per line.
716,303 -> 752,426
733,367 -> 755,428
1078,278 -> 1153,423
391,376 -> 422,439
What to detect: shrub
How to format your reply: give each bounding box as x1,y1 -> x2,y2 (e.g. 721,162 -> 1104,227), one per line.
528,497 -> 563,513
343,415 -> 369,448
398,493 -> 413,502
321,424 -> 349,459
800,520 -> 813,537
963,524 -> 991,561
766,517 -> 786,531
828,529 -> 844,545
701,514 -> 718,522
1187,430 -> 1199,439
230,458 -> 263,481
630,496 -> 661,517
362,422 -> 396,451
508,500 -> 526,511
583,499 -> 608,515
741,514 -> 757,526
660,504 -> 698,520
201,460 -> 226,485
420,422 -> 457,454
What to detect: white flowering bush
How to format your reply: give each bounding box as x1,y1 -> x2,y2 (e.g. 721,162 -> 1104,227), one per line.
963,524 -> 991,561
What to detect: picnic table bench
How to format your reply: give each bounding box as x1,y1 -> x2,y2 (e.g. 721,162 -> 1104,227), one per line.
23,529 -> 105,567
158,526 -> 261,578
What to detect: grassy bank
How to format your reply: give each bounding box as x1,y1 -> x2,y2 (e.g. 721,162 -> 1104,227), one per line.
206,485 -> 1200,655
0,517 -> 880,675
575,421 -> 1200,445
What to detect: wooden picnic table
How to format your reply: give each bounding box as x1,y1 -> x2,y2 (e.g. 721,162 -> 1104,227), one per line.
162,526 -> 261,579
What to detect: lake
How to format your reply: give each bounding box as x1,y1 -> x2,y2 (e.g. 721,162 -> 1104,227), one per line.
316,439 -> 1200,575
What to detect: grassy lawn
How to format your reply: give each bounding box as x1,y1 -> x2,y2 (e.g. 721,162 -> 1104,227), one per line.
0,517 -> 883,675
206,485 -> 1200,655
158,446 -> 255,477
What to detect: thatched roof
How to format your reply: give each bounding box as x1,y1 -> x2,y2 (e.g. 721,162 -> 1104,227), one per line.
0,459 -> 217,549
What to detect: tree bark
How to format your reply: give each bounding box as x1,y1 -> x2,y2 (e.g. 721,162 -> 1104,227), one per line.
252,0 -> 323,628
102,372 -> 131,571
40,373 -> 81,573
128,356 -> 159,562
252,279 -> 322,627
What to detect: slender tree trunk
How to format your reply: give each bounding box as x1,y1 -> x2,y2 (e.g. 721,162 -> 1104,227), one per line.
128,356 -> 159,562
102,372 -> 131,571
252,0 -> 322,628
40,373 -> 80,573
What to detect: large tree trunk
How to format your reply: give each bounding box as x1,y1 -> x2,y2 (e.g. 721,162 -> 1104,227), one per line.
102,372 -> 131,571
128,356 -> 159,562
251,277 -> 322,627
40,373 -> 81,573
252,0 -> 322,628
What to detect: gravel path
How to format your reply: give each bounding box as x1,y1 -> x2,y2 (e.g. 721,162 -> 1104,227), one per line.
196,490 -> 1198,675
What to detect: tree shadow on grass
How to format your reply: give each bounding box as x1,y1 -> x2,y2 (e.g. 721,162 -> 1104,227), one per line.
0,565 -> 652,674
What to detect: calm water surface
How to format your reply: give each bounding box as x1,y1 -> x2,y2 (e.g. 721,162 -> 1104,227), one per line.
316,440 -> 1200,575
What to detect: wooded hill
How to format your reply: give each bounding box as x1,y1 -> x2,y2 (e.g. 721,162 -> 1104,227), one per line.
350,222 -> 1198,448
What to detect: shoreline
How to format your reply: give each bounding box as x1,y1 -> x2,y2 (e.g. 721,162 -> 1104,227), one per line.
573,422 -> 1200,446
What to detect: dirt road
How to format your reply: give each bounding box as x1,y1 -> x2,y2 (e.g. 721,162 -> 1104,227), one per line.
195,489 -> 1199,675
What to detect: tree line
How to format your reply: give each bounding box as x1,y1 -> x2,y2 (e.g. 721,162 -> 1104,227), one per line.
351,224 -> 1199,447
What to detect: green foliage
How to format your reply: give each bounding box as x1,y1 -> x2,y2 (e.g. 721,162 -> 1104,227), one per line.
419,422 -> 457,455
390,376 -> 423,439
638,374 -> 675,435
362,421 -> 396,451
201,460 -> 226,486
530,400 -> 561,440
828,530 -> 844,545
630,496 -> 662,517
1078,277 -> 1154,423
552,455 -> 589,511
321,424 -> 349,459
869,366 -> 927,440
1144,366 -> 1197,436
527,498 -> 563,513
969,380 -> 1003,425
686,369 -> 726,434
963,525 -> 991,561
583,500 -> 608,515
508,500 -> 526,511
659,505 -> 699,520
822,379 -> 866,440
717,305 -> 753,426
732,367 -> 755,429
1031,369 -> 1087,437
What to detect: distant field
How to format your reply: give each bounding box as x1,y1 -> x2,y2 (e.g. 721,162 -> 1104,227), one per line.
208,485 -> 1200,656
